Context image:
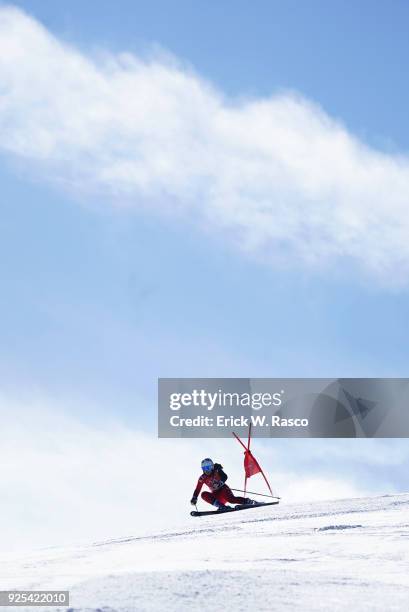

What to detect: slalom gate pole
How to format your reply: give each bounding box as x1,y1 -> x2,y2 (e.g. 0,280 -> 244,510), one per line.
231,488 -> 280,499
232,431 -> 248,451
244,424 -> 251,496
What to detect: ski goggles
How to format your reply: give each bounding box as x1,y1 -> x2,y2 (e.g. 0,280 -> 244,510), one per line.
201,463 -> 213,473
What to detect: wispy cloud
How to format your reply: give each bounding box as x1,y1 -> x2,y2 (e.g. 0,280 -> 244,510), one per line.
1,6 -> 409,285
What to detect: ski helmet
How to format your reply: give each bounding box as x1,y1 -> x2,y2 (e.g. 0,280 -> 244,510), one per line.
201,458 -> 214,474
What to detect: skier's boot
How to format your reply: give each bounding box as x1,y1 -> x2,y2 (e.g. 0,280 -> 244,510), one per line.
234,498 -> 257,509
213,500 -> 228,511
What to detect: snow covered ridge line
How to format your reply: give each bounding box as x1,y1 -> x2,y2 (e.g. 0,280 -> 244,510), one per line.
71,492 -> 409,547
170,414 -> 308,427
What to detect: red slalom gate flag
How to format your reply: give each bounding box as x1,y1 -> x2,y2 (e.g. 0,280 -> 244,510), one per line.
232,424 -> 273,497
244,450 -> 262,478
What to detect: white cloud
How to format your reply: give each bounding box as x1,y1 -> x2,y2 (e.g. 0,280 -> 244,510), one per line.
1,6 -> 409,285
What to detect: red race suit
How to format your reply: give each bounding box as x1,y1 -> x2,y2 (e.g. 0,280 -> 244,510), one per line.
192,463 -> 247,506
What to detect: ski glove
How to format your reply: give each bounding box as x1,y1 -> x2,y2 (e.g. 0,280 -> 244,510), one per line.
190,496 -> 198,505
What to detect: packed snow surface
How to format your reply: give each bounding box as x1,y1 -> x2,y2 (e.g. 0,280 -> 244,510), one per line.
1,494 -> 408,611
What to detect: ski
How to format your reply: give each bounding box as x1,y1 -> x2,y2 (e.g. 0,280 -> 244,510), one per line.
190,500 -> 279,517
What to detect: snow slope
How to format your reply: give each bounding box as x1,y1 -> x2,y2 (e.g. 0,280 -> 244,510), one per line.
1,493 -> 408,611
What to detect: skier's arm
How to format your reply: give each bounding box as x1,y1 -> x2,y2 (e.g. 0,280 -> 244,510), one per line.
214,463 -> 228,483
191,475 -> 204,503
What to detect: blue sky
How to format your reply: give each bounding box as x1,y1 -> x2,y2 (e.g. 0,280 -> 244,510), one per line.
2,0 -> 409,426
0,1 -> 408,548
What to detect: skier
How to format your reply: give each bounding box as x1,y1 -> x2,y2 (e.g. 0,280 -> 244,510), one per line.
190,458 -> 256,510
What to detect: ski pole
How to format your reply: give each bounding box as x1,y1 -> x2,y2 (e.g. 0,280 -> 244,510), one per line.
231,488 -> 280,499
